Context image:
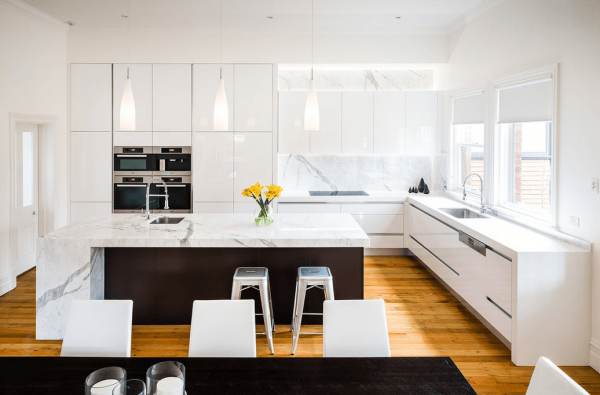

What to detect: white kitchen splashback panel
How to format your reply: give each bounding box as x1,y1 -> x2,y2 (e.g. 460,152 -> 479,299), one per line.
278,154 -> 446,192
279,70 -> 434,91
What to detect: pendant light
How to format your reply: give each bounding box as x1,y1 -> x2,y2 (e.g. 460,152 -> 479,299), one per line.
304,0 -> 319,131
120,0 -> 136,131
214,0 -> 229,131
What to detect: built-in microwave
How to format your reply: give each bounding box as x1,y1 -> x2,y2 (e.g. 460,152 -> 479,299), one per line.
114,147 -> 155,175
153,146 -> 191,176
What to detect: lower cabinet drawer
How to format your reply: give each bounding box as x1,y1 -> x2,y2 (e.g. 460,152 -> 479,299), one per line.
482,295 -> 512,342
368,235 -> 404,248
352,214 -> 403,234
409,236 -> 460,291
278,203 -> 341,214
193,202 -> 233,213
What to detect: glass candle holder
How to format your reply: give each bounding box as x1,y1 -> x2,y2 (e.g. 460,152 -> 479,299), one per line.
113,379 -> 146,395
146,361 -> 185,395
85,367 -> 126,395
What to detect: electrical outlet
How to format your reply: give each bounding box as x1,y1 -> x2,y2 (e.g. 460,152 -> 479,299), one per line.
569,216 -> 580,227
591,179 -> 599,194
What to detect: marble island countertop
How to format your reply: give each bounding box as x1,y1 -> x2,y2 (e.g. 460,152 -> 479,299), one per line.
279,190 -> 409,203
39,213 -> 370,248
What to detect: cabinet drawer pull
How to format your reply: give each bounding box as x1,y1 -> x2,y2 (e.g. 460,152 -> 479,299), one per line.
486,296 -> 512,319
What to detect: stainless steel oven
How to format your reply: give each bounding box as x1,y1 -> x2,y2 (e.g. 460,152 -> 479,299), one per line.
150,176 -> 191,213
153,146 -> 191,176
113,175 -> 157,214
114,147 -> 155,175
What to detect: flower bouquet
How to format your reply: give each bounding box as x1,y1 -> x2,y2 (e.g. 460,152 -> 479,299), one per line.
242,183 -> 283,226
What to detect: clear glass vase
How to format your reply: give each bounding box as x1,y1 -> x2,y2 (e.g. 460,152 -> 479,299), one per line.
254,203 -> 274,226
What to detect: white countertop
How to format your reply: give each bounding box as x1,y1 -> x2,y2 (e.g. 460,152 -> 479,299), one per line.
408,195 -> 588,255
40,213 -> 370,248
279,190 -> 409,203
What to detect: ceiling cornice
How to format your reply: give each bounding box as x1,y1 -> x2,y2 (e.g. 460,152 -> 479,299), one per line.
0,0 -> 69,33
445,0 -> 505,35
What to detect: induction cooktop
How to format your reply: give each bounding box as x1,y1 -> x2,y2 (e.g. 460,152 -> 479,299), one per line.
309,191 -> 369,196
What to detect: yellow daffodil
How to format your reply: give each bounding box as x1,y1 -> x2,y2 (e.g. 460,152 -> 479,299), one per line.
266,184 -> 283,199
242,188 -> 254,198
249,182 -> 263,197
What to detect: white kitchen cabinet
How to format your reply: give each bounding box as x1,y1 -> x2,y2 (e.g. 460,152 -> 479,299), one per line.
113,64 -> 153,132
193,132 -> 234,202
278,91 -> 309,154
193,202 -> 234,213
369,235 -> 403,248
310,92 -> 342,154
71,202 -> 112,224
342,92 -> 373,154
374,92 -> 405,154
193,64 -> 234,132
233,132 -> 273,202
341,203 -> 403,215
352,214 -> 403,234
71,64 -> 113,132
153,64 -> 192,132
152,132 -> 191,146
278,203 -> 341,214
234,202 -> 262,213
70,132 -> 112,202
113,132 -> 153,147
234,64 -> 273,132
406,91 -> 438,155
485,249 -> 512,315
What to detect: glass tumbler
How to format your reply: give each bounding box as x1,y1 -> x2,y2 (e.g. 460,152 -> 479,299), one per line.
113,379 -> 146,395
84,367 -> 126,395
146,361 -> 185,395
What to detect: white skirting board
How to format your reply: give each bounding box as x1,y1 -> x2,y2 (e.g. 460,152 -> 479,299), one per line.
590,339 -> 600,372
0,272 -> 14,296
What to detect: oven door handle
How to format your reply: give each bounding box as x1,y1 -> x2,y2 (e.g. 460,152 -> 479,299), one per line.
116,184 -> 147,187
155,185 -> 187,188
117,154 -> 147,158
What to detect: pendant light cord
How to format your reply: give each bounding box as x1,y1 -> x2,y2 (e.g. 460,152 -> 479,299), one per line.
126,0 -> 130,76
220,0 -> 222,78
311,0 -> 314,80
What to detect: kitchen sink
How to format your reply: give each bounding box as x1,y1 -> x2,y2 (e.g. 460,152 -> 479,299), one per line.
439,208 -> 488,219
149,216 -> 185,225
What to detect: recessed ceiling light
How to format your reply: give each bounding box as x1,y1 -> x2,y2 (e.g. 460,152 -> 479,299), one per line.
121,14 -> 128,18
395,16 -> 402,19
65,21 -> 76,26
266,16 -> 274,19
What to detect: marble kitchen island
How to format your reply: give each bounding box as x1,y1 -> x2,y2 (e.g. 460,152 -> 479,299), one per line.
36,213 -> 369,339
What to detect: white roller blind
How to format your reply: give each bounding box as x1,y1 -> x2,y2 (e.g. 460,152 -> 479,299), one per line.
498,78 -> 553,124
452,92 -> 484,125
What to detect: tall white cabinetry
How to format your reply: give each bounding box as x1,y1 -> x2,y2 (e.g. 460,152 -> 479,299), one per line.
341,92 -> 374,154
153,64 -> 192,146
374,92 -> 406,154
71,64 -> 113,132
234,64 -> 273,131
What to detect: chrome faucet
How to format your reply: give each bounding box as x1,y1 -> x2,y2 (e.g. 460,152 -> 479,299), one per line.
146,178 -> 169,220
462,173 -> 485,213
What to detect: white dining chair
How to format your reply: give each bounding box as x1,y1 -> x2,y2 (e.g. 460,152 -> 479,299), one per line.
323,299 -> 391,357
61,300 -> 133,357
188,300 -> 256,357
526,357 -> 589,394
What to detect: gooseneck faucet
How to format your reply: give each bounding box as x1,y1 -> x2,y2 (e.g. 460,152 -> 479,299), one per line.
463,173 -> 485,213
146,178 -> 169,220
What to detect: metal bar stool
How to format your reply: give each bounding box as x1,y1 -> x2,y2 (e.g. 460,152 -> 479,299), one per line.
290,266 -> 335,355
231,267 -> 276,355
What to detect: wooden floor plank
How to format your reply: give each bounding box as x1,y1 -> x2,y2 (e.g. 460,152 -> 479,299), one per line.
1,255 -> 598,394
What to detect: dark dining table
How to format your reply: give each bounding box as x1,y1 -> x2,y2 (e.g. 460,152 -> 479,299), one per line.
0,356 -> 477,394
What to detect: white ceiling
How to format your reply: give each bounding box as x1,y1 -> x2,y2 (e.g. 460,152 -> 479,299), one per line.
21,0 -> 489,35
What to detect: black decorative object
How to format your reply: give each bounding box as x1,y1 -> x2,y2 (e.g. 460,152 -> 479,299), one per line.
409,187 -> 414,193
424,184 -> 430,194
418,178 -> 425,193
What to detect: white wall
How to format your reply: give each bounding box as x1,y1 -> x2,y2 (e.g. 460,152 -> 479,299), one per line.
0,0 -> 68,293
440,0 -> 600,369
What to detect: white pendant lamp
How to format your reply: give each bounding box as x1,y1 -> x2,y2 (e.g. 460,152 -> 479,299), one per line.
304,0 -> 319,131
214,0 -> 229,131
120,0 -> 136,131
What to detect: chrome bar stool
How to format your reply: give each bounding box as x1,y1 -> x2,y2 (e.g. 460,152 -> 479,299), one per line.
290,266 -> 335,355
231,267 -> 275,355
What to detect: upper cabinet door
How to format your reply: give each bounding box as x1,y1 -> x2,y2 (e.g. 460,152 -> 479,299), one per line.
113,64 -> 153,132
310,92 -> 342,154
153,64 -> 192,132
374,91 -> 406,155
193,64 -> 234,132
406,91 -> 438,155
342,92 -> 374,154
234,64 -> 273,131
278,91 -> 309,154
193,132 -> 234,202
233,132 -> 273,202
71,64 -> 112,132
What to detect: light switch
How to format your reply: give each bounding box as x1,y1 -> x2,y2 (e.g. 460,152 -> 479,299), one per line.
569,216 -> 580,227
591,179 -> 599,193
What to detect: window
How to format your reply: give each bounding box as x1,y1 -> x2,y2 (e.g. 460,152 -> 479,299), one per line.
22,131 -> 33,207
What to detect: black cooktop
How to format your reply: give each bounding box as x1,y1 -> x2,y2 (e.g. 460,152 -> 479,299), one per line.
309,191 -> 369,196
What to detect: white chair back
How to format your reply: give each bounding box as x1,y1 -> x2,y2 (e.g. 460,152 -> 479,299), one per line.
526,357 -> 589,395
323,299 -> 391,357
188,300 -> 256,357
61,300 -> 133,357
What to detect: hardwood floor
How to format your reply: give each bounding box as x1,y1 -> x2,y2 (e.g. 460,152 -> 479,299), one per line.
1,256 -> 599,394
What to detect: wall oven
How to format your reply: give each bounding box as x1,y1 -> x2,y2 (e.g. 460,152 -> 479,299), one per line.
114,147 -> 155,175
151,176 -> 191,213
154,146 -> 191,176
113,175 -> 156,214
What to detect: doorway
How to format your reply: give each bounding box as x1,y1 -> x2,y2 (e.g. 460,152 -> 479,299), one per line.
7,113 -> 59,295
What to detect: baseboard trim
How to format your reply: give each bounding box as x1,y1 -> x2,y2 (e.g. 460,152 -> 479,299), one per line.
365,248 -> 413,256
0,272 -> 15,296
590,338 -> 600,372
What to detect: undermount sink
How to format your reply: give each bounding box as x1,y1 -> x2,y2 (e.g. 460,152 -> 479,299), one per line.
149,216 -> 185,225
439,208 -> 488,219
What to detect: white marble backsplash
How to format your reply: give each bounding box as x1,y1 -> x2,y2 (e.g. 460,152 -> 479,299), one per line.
279,70 -> 434,91
278,154 -> 447,193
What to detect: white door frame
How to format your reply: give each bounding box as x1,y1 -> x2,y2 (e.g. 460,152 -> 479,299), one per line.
8,112 -> 60,291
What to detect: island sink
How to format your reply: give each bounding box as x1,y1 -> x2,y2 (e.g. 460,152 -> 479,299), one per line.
149,216 -> 185,225
439,208 -> 488,219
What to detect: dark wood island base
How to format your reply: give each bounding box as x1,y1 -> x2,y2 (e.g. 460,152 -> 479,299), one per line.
105,247 -> 364,325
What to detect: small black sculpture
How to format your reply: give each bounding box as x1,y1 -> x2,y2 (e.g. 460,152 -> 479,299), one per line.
418,178 -> 425,193
423,184 -> 430,194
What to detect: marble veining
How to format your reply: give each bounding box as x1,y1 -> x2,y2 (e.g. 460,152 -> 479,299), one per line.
279,69 -> 434,91
279,154 -> 447,193
36,213 -> 369,339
